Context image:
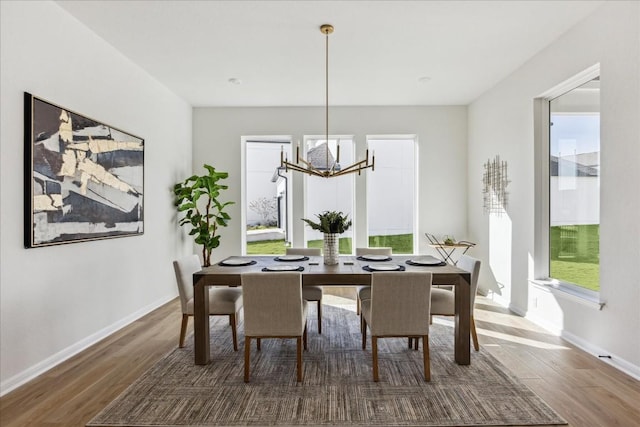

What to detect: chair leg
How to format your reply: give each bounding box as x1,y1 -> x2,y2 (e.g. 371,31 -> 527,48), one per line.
423,335 -> 431,381
414,337 -> 419,350
408,337 -> 418,349
303,323 -> 308,351
356,296 -> 361,315
471,316 -> 480,351
372,336 -> 379,382
429,314 -> 433,325
179,314 -> 189,348
230,313 -> 238,351
361,318 -> 367,350
296,336 -> 303,382
257,338 -> 261,351
244,337 -> 251,382
317,300 -> 322,334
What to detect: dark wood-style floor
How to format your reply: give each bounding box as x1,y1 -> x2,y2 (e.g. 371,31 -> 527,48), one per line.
1,294 -> 639,426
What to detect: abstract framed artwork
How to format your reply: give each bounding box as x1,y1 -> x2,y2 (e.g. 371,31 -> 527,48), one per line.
24,93 -> 144,248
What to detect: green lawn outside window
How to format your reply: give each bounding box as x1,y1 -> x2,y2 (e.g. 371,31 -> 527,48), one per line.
550,224 -> 599,291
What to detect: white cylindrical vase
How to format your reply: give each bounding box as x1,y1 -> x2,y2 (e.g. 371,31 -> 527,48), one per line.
323,233 -> 339,265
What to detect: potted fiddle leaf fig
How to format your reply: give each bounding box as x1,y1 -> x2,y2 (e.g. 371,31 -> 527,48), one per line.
302,211 -> 351,265
174,164 -> 234,267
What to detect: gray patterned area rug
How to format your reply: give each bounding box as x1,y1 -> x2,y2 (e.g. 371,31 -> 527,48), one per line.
88,305 -> 566,427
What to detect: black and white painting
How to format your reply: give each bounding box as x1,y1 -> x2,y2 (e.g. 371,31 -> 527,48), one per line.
24,93 -> 144,248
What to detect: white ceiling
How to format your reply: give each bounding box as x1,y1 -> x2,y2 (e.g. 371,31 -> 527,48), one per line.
56,0 -> 602,107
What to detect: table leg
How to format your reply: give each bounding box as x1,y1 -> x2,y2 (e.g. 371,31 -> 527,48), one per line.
454,272 -> 471,365
194,277 -> 210,365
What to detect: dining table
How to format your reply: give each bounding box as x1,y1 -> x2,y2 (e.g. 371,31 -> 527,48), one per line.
192,255 -> 472,365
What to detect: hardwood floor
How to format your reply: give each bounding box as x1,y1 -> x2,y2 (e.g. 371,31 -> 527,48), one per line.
1,295 -> 639,426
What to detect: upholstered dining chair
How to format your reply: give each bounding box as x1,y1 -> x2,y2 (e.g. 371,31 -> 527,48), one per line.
286,247 -> 323,334
355,247 -> 393,315
173,255 -> 243,350
241,272 -> 308,382
361,271 -> 433,382
430,254 -> 482,351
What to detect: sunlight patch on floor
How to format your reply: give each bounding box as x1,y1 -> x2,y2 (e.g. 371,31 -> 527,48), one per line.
475,311 -> 556,335
431,316 -> 570,350
478,329 -> 570,350
324,294 -> 357,312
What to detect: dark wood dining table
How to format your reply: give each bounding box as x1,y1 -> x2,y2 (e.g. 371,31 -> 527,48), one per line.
193,255 -> 472,365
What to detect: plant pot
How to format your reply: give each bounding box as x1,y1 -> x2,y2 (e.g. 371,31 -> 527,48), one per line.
323,233 -> 339,265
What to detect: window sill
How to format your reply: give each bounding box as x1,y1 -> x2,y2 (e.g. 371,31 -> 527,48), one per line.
529,279 -> 605,310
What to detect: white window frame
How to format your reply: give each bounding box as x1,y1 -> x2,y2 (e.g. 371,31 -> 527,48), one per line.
533,64 -> 603,306
365,134 -> 419,254
302,134 -> 356,254
241,135 -> 292,255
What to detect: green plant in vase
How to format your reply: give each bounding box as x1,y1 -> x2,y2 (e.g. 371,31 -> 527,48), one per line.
302,210 -> 352,234
302,211 -> 351,265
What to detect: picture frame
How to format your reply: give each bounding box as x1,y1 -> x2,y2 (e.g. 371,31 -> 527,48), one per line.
24,93 -> 144,248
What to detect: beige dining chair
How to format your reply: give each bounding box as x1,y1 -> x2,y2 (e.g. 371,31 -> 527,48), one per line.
429,254 -> 482,351
241,272 -> 308,382
361,271 -> 433,382
173,255 -> 243,350
355,247 -> 393,315
286,247 -> 323,334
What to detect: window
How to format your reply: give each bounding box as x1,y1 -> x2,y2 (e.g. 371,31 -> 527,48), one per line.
366,137 -> 416,253
304,136 -> 355,254
548,77 -> 600,293
244,138 -> 291,255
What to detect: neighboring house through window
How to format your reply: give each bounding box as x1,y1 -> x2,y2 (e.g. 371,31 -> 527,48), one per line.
244,137 -> 291,255
304,136 -> 355,254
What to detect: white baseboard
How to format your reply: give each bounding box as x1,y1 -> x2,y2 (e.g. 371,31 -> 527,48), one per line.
507,303 -> 526,318
559,329 -> 640,381
489,297 -> 640,381
0,294 -> 176,397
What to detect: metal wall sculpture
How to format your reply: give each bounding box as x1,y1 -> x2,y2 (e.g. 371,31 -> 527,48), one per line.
24,93 -> 144,248
482,155 -> 509,214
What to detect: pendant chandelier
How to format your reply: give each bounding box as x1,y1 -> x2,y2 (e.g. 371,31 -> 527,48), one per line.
280,24 -> 375,178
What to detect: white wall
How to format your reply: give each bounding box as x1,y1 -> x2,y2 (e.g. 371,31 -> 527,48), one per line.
0,1 -> 193,394
193,106 -> 468,259
468,2 -> 640,376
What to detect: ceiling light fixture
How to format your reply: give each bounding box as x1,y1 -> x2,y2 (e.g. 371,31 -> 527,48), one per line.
280,24 -> 374,178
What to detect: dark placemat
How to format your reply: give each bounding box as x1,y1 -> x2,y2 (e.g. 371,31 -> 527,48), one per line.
362,265 -> 405,272
261,266 -> 305,272
218,260 -> 257,267
357,255 -> 392,262
406,259 -> 446,267
274,256 -> 309,262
